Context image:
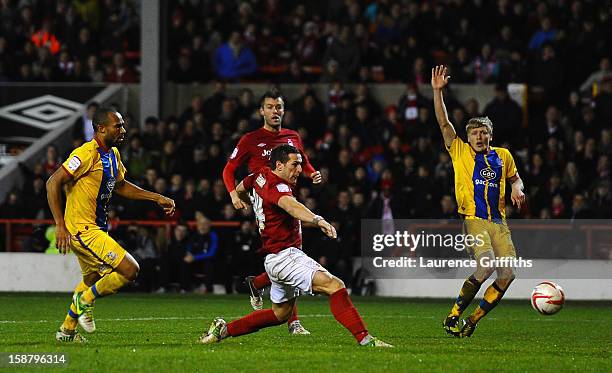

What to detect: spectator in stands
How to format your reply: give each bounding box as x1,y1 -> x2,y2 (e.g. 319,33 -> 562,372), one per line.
450,47 -> 475,83
0,191 -> 25,219
85,54 -> 104,82
184,214 -> 218,293
323,25 -> 360,82
528,16 -> 558,51
41,144 -> 61,178
163,223 -> 190,292
397,82 -> 429,125
168,49 -> 200,83
72,101 -> 98,142
123,135 -> 151,179
590,181 -> 612,218
483,83 -> 523,144
213,31 -> 257,81
106,52 -> 137,83
530,43 -> 564,105
594,77 -> 612,125
580,57 -> 612,93
230,220 -> 261,288
128,226 -> 161,292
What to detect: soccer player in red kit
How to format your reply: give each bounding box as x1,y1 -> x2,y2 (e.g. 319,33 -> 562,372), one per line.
222,89 -> 321,335
201,145 -> 392,347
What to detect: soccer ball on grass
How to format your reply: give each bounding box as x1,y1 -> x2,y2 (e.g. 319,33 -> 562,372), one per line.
531,281 -> 565,315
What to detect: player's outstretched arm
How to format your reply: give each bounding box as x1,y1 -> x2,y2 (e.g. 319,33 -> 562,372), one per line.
46,167 -> 73,254
431,65 -> 457,148
114,180 -> 175,216
277,195 -> 337,239
508,174 -> 526,209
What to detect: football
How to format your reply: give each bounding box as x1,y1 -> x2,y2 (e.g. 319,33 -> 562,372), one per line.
531,281 -> 565,315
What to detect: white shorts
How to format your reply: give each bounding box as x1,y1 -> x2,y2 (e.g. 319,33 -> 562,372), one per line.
264,247 -> 328,304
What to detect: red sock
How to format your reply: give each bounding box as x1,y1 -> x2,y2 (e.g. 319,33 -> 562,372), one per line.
287,303 -> 299,325
329,288 -> 369,343
226,309 -> 283,337
253,272 -> 271,289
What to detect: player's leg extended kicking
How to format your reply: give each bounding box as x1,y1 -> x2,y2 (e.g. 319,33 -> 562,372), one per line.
444,221 -> 516,337
205,249 -> 391,347
245,272 -> 309,335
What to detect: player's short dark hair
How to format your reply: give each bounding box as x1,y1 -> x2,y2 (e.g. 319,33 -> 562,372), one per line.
92,107 -> 117,133
270,144 -> 299,169
259,88 -> 284,107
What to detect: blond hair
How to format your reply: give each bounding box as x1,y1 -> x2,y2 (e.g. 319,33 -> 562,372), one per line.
466,117 -> 493,135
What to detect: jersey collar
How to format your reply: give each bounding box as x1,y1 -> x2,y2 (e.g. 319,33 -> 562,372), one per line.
95,137 -> 110,153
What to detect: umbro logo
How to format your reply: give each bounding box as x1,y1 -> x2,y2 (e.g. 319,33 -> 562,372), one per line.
0,95 -> 82,130
257,143 -> 267,147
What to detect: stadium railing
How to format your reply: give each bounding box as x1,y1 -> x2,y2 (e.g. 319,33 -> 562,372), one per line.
2,219 -> 611,259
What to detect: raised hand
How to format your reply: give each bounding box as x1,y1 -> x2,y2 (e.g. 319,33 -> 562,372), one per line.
431,65 -> 450,90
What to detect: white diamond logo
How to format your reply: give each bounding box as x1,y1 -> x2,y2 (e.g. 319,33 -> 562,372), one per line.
0,95 -> 83,130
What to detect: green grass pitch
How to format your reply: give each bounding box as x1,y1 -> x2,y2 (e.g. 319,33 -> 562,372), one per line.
0,293 -> 610,372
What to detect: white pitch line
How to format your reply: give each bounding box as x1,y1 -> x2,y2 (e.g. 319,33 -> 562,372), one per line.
0,314 -> 603,325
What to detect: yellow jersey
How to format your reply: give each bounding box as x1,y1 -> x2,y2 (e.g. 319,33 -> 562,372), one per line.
446,136 -> 517,222
61,138 -> 126,234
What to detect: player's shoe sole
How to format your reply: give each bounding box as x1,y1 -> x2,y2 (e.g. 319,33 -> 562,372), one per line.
73,292 -> 95,333
56,328 -> 87,343
459,318 -> 477,338
288,320 -> 311,335
245,276 -> 263,310
443,315 -> 461,337
200,317 -> 227,344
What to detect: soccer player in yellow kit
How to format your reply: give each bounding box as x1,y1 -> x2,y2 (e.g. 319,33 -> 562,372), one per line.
47,107 -> 175,342
431,66 -> 526,337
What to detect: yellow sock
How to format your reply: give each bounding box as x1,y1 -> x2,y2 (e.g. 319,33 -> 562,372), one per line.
469,281 -> 506,323
61,281 -> 91,331
74,280 -> 89,294
449,276 -> 482,317
61,303 -> 79,331
82,272 -> 130,304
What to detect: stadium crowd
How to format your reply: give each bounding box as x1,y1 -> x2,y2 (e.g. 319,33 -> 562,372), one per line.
2,0 -> 612,90
1,0 -> 611,292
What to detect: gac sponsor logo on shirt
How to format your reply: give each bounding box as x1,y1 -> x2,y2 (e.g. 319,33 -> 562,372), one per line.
475,179 -> 499,188
480,168 -> 497,180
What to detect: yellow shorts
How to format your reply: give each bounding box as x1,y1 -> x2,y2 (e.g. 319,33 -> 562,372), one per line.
463,218 -> 516,258
71,229 -> 127,276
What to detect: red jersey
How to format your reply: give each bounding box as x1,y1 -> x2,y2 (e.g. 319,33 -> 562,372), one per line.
223,127 -> 316,193
242,167 -> 302,255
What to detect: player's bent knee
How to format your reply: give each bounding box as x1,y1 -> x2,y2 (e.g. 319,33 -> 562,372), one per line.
117,253 -> 140,281
330,277 -> 345,293
272,302 -> 294,322
474,267 -> 494,282
83,273 -> 101,287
